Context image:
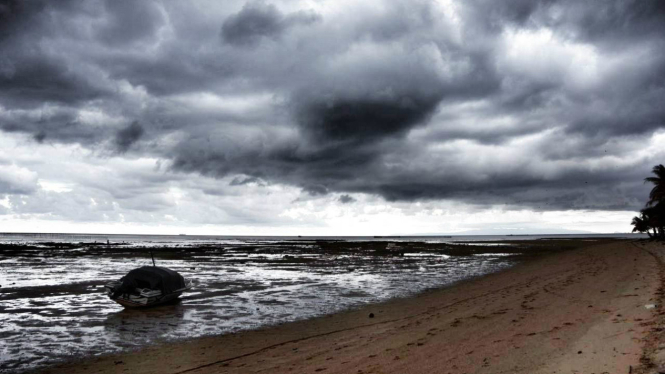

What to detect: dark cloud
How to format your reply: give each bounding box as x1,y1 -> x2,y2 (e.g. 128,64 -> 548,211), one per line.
464,0 -> 665,54
221,2 -> 283,46
229,176 -> 266,186
95,0 -> 166,47
0,59 -> 107,108
0,107 -> 105,145
33,131 -> 46,143
1,0 -> 664,216
115,121 -> 144,153
221,2 -> 319,47
0,0 -> 49,42
339,194 -> 355,204
537,0 -> 664,45
355,172 -> 648,211
296,96 -> 442,143
0,0 -> 108,111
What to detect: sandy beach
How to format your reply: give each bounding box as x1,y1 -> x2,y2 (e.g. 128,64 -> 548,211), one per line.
27,239 -> 664,374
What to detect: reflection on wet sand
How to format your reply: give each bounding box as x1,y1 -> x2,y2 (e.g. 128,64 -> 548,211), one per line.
103,300 -> 186,346
0,238 -> 563,373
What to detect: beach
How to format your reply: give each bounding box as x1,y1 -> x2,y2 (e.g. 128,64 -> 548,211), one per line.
25,239 -> 664,374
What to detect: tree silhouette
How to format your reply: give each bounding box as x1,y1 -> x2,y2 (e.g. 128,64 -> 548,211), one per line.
633,164 -> 665,240
631,213 -> 652,238
645,164 -> 665,206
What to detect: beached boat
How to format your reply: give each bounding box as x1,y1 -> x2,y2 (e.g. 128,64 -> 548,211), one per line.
104,266 -> 192,308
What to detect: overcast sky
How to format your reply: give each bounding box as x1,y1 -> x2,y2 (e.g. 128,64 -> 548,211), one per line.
0,0 -> 663,235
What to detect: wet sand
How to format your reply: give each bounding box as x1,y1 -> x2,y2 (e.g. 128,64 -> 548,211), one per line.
30,239 -> 665,374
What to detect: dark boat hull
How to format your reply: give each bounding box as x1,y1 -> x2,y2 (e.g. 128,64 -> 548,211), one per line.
104,279 -> 192,308
112,290 -> 185,308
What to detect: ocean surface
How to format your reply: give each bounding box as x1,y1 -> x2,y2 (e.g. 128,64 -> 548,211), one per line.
0,232 -> 643,244
0,233 -> 642,372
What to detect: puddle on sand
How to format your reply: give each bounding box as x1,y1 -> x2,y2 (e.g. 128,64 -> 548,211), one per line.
0,240 -> 522,373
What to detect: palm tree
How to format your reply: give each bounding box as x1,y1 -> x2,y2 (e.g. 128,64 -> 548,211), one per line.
633,164 -> 665,240
650,202 -> 665,239
631,214 -> 652,238
642,206 -> 662,238
645,164 -> 665,206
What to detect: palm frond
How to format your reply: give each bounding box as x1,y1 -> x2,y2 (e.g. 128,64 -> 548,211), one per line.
645,165 -> 665,206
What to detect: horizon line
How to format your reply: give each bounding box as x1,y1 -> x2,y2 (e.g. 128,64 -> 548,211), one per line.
0,231 -> 639,237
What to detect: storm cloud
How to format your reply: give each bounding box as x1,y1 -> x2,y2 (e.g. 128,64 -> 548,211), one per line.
115,121 -> 144,153
221,1 -> 319,47
1,0 -> 664,229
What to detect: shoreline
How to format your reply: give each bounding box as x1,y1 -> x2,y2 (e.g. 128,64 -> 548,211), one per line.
32,239 -> 665,374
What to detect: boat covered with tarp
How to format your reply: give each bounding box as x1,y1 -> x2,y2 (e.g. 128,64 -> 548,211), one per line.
104,266 -> 192,308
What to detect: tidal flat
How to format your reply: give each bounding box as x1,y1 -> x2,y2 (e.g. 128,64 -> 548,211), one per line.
0,238 -> 578,372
